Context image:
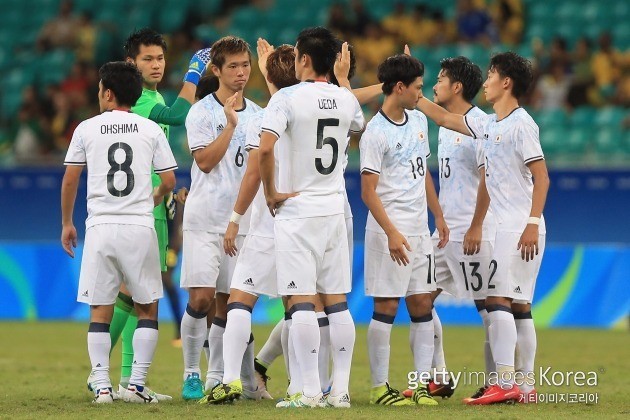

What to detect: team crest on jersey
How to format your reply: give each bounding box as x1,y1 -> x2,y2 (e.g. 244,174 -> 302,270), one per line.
454,137 -> 462,145
418,131 -> 425,141
494,134 -> 502,144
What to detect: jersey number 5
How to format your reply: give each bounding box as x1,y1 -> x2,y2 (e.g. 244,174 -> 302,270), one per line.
107,142 -> 134,197
316,118 -> 339,175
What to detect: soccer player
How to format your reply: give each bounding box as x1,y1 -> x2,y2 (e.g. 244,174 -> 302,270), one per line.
260,27 -> 365,408
200,44 -> 300,404
360,54 -> 448,407
97,28 -> 211,395
414,52 -> 549,405
61,61 -> 177,403
427,56 -> 495,398
179,36 -> 262,401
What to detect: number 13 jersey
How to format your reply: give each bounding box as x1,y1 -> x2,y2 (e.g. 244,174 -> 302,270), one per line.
261,81 -> 364,220
64,110 -> 177,229
360,109 -> 431,237
184,93 -> 261,233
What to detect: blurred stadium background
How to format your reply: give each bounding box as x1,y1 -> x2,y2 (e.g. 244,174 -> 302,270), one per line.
0,0 -> 628,328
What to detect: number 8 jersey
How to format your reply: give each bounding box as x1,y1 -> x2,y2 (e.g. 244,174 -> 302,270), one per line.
64,110 -> 177,229
183,93 -> 261,233
360,109 -> 431,237
261,81 -> 364,220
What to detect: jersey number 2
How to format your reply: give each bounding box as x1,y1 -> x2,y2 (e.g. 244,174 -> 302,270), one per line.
316,118 -> 339,175
107,142 -> 134,197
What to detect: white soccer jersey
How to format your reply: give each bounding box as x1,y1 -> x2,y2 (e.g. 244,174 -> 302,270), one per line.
244,110 -> 275,239
435,106 -> 495,242
464,107 -> 546,234
261,81 -> 364,220
183,93 -> 261,233
64,110 -> 177,229
360,109 -> 431,237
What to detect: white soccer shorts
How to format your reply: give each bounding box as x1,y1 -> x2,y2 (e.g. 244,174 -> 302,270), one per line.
180,230 -> 244,293
77,224 -> 163,305
230,234 -> 278,298
434,239 -> 495,300
275,214 -> 350,296
489,231 -> 546,303
364,231 -> 436,298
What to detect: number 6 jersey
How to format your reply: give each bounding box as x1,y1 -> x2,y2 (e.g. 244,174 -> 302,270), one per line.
64,110 -> 177,229
360,109 -> 431,237
261,81 -> 364,220
183,93 -> 261,233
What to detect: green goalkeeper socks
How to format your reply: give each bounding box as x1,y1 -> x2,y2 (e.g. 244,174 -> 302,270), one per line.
120,309 -> 138,386
110,292 -> 134,349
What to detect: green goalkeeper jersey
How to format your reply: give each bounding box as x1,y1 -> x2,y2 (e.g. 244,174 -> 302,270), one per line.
132,88 -> 170,221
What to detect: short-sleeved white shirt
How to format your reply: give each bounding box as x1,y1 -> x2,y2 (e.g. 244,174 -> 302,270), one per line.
434,106 -> 496,242
360,109 -> 431,237
183,93 -> 261,233
464,107 -> 546,234
64,110 -> 177,229
244,110 -> 275,239
261,81 -> 365,220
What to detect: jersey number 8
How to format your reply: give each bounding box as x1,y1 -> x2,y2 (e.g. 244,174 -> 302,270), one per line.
107,142 -> 134,197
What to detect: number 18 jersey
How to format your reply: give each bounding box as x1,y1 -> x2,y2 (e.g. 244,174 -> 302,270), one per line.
64,110 -> 178,229
261,81 -> 364,220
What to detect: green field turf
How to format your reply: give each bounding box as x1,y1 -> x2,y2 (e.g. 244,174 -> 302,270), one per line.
0,322 -> 628,418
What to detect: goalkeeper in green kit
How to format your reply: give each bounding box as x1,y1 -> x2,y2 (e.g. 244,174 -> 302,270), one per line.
87,28 -> 211,401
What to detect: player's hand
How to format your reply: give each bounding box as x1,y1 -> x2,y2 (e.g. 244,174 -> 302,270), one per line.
517,224 -> 539,262
223,221 -> 240,257
175,187 -> 188,204
257,38 -> 274,78
387,230 -> 411,266
61,224 -> 78,258
224,92 -> 239,128
165,192 -> 176,220
463,224 -> 482,255
435,216 -> 449,249
266,191 -> 298,217
184,47 -> 212,85
404,44 -> 411,56
334,41 -> 351,83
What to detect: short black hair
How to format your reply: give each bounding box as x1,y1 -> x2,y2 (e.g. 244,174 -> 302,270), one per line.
378,54 -> 424,95
296,26 -> 338,76
439,56 -> 483,102
210,36 -> 251,69
124,28 -> 167,59
489,52 -> 534,99
196,75 -> 219,101
328,40 -> 357,86
99,61 -> 143,107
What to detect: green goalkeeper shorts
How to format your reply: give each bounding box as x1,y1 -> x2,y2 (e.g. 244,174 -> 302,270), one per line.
155,218 -> 168,272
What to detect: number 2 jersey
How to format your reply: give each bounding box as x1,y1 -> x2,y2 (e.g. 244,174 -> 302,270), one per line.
64,110 -> 178,229
436,106 -> 495,242
183,93 -> 262,233
261,81 -> 365,220
360,109 -> 431,237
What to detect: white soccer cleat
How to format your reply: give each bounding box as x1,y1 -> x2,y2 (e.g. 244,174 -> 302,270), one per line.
276,392 -> 323,408
325,392 -> 351,408
123,384 -> 159,403
92,388 -> 114,404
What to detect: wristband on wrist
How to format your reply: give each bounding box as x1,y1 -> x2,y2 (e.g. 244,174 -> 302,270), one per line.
527,216 -> 541,225
230,211 -> 243,225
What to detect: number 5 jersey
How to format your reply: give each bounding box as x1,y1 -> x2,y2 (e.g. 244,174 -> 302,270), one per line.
64,109 -> 178,228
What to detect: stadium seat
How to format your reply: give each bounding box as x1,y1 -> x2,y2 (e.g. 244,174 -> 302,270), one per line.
541,126 -> 566,156
569,107 -> 597,128
564,127 -> 593,155
537,109 -> 569,127
594,107 -> 627,128
594,128 -> 622,156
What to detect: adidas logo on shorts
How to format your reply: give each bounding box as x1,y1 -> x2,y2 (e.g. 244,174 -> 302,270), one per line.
514,286 -> 522,294
287,281 -> 297,290
243,278 -> 254,286
395,142 -> 402,149
82,290 -> 89,297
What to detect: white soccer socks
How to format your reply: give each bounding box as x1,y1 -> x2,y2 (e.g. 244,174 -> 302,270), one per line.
206,318 -> 226,388
477,306 -> 496,379
129,319 -> 158,387
289,304 -> 321,398
326,302 -> 355,398
515,311 -> 537,393
410,313 -> 435,382
487,305 -> 517,388
88,322 -> 112,390
180,304 -> 207,380
317,312 -> 331,392
431,308 -> 449,383
256,318 -> 284,368
367,312 -> 394,387
222,303 -> 252,384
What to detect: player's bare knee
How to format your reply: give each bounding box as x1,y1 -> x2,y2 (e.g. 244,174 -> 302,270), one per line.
188,287 -> 215,313
134,301 -> 158,320
373,297 -> 399,317
512,302 -> 531,315
320,293 -> 347,308
228,289 -> 258,308
485,295 -> 512,309
89,304 -> 115,324
406,293 -> 432,318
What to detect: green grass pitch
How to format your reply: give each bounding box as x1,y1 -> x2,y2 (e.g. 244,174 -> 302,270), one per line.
0,322 -> 628,418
